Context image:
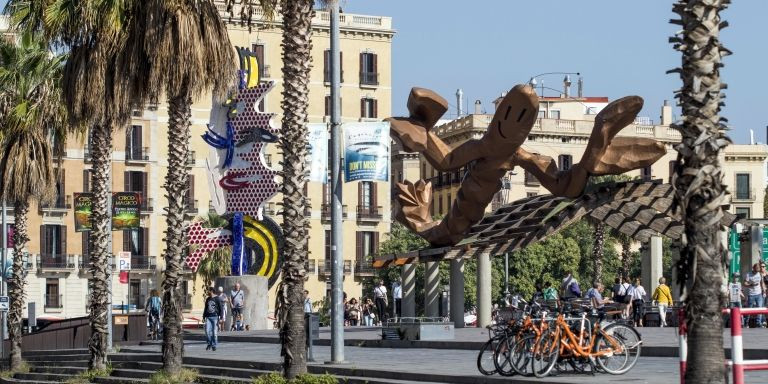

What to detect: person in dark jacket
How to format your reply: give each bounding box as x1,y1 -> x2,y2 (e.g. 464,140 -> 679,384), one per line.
203,286 -> 223,351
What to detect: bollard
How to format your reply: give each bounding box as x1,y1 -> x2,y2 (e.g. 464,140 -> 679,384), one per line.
731,306 -> 744,384
678,307 -> 687,384
305,312 -> 319,362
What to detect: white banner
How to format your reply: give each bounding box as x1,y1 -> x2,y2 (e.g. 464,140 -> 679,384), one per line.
308,123 -> 329,183
344,122 -> 390,182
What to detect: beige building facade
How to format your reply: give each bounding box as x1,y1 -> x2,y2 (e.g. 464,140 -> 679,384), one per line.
6,5 -> 394,321
422,92 -> 767,221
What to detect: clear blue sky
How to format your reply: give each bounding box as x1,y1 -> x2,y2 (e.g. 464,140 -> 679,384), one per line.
346,0 -> 766,144
3,1 -> 763,144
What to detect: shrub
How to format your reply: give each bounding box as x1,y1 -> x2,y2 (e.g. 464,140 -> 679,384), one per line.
64,364 -> 113,384
149,368 -> 200,384
0,361 -> 30,378
252,372 -> 340,384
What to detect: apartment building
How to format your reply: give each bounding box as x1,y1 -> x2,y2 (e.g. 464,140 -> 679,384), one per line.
422,85 -> 767,221
4,5 -> 394,320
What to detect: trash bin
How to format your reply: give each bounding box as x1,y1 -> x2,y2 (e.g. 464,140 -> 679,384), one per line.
439,291 -> 449,318
305,312 -> 319,362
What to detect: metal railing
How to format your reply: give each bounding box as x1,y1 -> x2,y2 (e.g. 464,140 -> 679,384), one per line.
141,197 -> 154,213
321,204 -> 348,220
318,260 -> 330,277
184,199 -> 198,213
40,195 -> 71,211
187,151 -> 196,166
44,294 -> 63,309
360,71 -> 379,86
324,70 -> 344,83
305,259 -> 316,274
733,188 -> 756,201
38,254 -> 75,269
130,255 -> 157,271
357,205 -> 383,220
126,146 -> 150,162
354,260 -> 375,276
343,260 -> 352,274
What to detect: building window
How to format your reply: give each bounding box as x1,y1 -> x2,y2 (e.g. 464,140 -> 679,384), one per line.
438,195 -> 443,215
124,171 -> 148,207
40,224 -> 67,258
324,95 -> 342,116
668,160 -> 677,183
251,43 -> 266,78
549,110 -> 561,119
422,164 -> 427,179
359,52 -> 378,85
736,173 -> 751,200
126,125 -> 143,160
735,207 -> 750,220
524,170 -> 540,186
361,98 -> 377,118
641,166 -> 652,181
537,110 -> 546,119
355,231 -> 379,263
185,175 -> 196,211
123,228 -> 149,258
82,232 -> 91,264
558,154 -> 572,172
323,50 -> 344,83
83,169 -> 92,193
45,278 -> 61,308
360,182 -> 373,208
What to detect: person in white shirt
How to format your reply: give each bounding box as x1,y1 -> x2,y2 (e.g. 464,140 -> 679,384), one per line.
392,280 -> 402,319
629,278 -> 647,327
744,263 -> 765,327
373,281 -> 388,324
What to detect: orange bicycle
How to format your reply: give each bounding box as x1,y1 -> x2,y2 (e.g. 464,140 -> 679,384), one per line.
531,309 -> 635,377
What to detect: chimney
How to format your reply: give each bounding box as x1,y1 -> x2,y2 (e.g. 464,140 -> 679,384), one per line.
660,100 -> 673,125
474,100 -> 482,114
563,75 -> 572,98
750,129 -> 755,145
456,89 -> 464,117
577,76 -> 583,98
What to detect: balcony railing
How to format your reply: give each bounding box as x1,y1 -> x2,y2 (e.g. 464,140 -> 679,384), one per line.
318,260 -> 330,277
187,151 -> 196,166
343,260 -> 352,274
38,254 -> 75,270
261,65 -> 271,79
524,171 -> 540,186
141,197 -> 154,213
44,294 -> 63,309
321,204 -> 348,221
265,205 -> 276,215
305,259 -> 316,274
130,255 -> 157,271
84,148 -> 93,163
360,71 -> 379,86
356,205 -> 383,221
184,199 -> 198,213
324,70 -> 345,83
40,195 -> 71,212
126,146 -> 150,162
354,260 -> 375,276
733,188 -> 756,202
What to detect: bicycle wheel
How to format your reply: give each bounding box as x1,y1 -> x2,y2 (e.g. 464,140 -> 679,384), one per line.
531,330 -> 559,378
476,339 -> 498,375
493,334 -> 518,376
602,323 -> 641,372
595,334 -> 629,374
510,334 -> 536,376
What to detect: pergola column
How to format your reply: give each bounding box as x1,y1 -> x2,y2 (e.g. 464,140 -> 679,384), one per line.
450,259 -> 465,328
641,235 -> 663,294
401,263 -> 416,318
424,261 -> 440,317
477,251 -> 492,328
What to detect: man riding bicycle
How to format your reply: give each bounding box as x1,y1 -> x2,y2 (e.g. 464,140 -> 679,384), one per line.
145,289 -> 162,338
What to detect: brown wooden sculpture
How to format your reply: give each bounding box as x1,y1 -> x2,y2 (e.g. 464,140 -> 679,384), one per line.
387,85 -> 667,246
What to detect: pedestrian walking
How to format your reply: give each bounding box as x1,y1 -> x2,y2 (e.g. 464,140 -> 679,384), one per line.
744,262 -> 765,328
363,298 -> 375,326
612,277 -> 632,319
347,298 -> 362,326
373,280 -> 388,325
629,278 -> 647,327
651,277 -> 673,327
560,271 -> 581,301
217,286 -> 229,332
393,280 -> 403,319
230,283 -> 245,331
303,290 -> 313,314
203,286 -> 223,351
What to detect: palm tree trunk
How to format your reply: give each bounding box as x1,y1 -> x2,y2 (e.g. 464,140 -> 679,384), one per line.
8,200 -> 29,370
620,236 -> 631,281
161,90 -> 191,375
88,123 -> 112,371
279,0 -> 313,378
591,222 -> 605,287
671,1 -> 730,382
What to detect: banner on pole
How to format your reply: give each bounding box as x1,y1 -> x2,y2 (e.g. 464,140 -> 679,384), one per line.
112,192 -> 141,230
343,122 -> 390,182
729,230 -> 741,280
74,193 -> 94,232
308,123 -> 329,183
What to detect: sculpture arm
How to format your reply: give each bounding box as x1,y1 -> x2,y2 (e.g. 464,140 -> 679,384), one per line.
513,148 -> 589,198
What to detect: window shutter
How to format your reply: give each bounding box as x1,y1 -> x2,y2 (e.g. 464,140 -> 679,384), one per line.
360,98 -> 365,118
372,53 -> 378,82
371,182 -> 377,208
142,172 -> 148,202
325,96 -> 330,116
339,51 -> 344,82
188,175 -> 195,205
125,126 -> 132,155
40,225 -> 47,256
82,233 -> 89,260
355,232 -> 362,261
123,230 -> 130,251
83,170 -> 90,193
358,182 -> 363,209
324,50 -> 329,82
143,227 -> 149,256
373,99 -> 378,118
135,126 -> 142,157
373,232 -> 379,259
60,169 -> 66,198
124,172 -> 130,192
359,52 -> 364,80
322,182 -> 328,205
254,44 -> 265,77
325,230 -> 331,262
61,226 -> 67,255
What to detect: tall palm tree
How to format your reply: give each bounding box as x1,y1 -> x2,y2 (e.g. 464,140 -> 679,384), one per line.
193,213 -> 232,298
6,0 -> 138,370
225,0 -> 314,377
587,174 -> 631,286
670,1 -> 730,382
122,0 -> 235,373
0,32 -> 67,371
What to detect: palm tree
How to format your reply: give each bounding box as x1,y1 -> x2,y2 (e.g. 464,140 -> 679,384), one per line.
225,0 -> 314,377
670,1 -> 730,382
0,32 -> 67,371
193,213 -> 232,298
121,0 -> 235,373
587,174 -> 631,286
6,0 -> 139,370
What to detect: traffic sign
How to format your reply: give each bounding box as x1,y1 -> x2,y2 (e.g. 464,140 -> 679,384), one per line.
729,230 -> 741,280
0,296 -> 9,311
118,251 -> 131,271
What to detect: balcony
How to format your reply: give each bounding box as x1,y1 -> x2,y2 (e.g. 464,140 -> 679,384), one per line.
261,65 -> 271,79
84,148 -> 93,163
44,294 -> 63,309
125,146 -> 150,163
184,199 -> 198,214
37,254 -> 75,271
130,255 -> 157,272
140,197 -> 154,214
40,195 -> 71,213
524,171 -> 540,187
343,260 -> 352,274
264,205 -> 276,216
354,260 -> 375,276
187,151 -> 196,166
359,71 -> 379,86
182,294 -> 193,311
321,204 -> 348,221
318,260 -> 330,278
79,255 -> 115,272
305,259 -> 316,274
356,205 -> 383,222
733,188 -> 756,202
324,70 -> 345,83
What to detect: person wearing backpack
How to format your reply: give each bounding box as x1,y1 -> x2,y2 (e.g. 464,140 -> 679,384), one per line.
560,271 -> 581,301
630,278 -> 647,327
612,277 -> 632,319
145,290 -> 162,337
543,281 -> 558,302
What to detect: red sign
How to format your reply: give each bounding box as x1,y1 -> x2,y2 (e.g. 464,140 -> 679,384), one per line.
119,271 -> 129,284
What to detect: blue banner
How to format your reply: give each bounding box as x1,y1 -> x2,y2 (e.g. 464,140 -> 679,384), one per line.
231,212 -> 245,276
344,122 -> 390,182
